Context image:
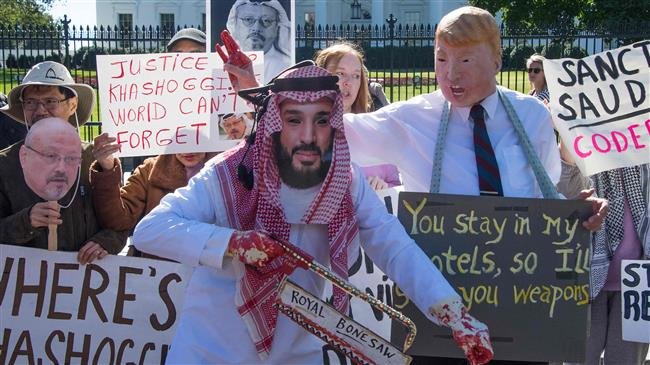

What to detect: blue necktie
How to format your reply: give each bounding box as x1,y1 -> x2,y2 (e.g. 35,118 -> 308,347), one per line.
471,104 -> 503,196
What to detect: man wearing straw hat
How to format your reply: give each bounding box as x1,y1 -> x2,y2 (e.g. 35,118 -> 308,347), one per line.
0,61 -> 126,264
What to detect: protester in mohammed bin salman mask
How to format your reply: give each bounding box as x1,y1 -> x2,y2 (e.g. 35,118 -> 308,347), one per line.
0,61 -> 126,264
132,62 -> 494,364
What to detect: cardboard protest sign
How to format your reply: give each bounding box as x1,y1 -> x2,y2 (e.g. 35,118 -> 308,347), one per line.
621,260 -> 650,343
545,41 -> 650,176
391,193 -> 592,362
278,279 -> 411,365
96,52 -> 264,157
322,187 -> 400,365
0,244 -> 192,365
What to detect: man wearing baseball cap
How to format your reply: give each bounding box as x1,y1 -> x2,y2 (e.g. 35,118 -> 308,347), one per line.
0,61 -> 127,263
166,27 -> 206,52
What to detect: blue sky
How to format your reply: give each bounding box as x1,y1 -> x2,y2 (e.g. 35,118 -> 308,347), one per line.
48,0 -> 97,27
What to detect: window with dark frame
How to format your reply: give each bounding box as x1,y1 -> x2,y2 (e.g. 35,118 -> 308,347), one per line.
118,13 -> 133,48
118,13 -> 133,29
161,13 -> 175,33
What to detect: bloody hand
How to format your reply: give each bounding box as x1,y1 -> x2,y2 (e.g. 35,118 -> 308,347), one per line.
228,230 -> 284,268
430,298 -> 494,365
216,30 -> 253,87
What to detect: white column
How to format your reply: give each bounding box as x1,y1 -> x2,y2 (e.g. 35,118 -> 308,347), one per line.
439,2 -> 449,25
371,0 -> 384,27
315,0 -> 328,26
428,2 -> 438,24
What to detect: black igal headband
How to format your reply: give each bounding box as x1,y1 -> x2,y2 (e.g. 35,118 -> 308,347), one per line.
237,60 -> 339,107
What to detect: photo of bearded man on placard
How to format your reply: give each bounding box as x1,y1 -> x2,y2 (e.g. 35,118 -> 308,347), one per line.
20,117 -> 82,201
209,0 -> 294,83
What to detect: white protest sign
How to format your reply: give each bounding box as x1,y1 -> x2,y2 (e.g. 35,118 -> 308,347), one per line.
0,244 -> 193,364
97,52 -> 264,157
278,279 -> 411,365
621,259 -> 650,343
322,187 -> 402,365
544,40 -> 650,176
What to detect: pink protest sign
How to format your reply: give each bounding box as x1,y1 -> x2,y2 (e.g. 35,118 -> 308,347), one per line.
97,52 -> 263,157
545,41 -> 650,176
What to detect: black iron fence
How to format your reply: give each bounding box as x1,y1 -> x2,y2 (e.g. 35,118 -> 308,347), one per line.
1,15 -> 648,142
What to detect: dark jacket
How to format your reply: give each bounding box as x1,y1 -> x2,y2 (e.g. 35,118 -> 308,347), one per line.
0,113 -> 27,150
0,141 -> 127,253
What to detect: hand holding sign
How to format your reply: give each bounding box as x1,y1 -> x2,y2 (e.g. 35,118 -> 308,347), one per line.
47,200 -> 58,251
30,201 -> 62,228
93,133 -> 120,171
577,188 -> 609,231
77,240 -> 109,265
430,298 -> 494,365
217,30 -> 258,92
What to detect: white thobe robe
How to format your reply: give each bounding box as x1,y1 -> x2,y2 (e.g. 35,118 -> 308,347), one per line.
133,164 -> 458,364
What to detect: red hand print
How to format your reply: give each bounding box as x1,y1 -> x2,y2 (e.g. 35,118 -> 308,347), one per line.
228,230 -> 284,268
431,299 -> 494,365
216,30 -> 253,86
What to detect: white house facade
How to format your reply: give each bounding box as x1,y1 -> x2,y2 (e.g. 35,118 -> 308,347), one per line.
96,1 -> 206,30
297,0 -> 466,28
95,0 -> 466,30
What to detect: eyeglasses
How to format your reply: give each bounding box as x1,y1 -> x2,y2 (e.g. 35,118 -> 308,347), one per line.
223,117 -> 244,129
21,98 -> 69,111
25,145 -> 82,167
238,16 -> 277,28
527,67 -> 542,74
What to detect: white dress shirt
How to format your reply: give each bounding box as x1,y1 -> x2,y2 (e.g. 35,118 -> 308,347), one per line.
263,46 -> 292,83
344,87 -> 561,197
133,164 -> 458,364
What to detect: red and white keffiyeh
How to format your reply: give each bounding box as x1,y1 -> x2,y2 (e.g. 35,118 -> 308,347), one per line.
215,65 -> 359,359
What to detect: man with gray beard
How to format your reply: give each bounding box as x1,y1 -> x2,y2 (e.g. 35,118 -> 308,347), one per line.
0,61 -> 126,263
226,0 -> 292,82
0,117 -> 126,264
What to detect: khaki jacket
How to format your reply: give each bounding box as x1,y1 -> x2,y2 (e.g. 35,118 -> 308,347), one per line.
90,154 -> 215,232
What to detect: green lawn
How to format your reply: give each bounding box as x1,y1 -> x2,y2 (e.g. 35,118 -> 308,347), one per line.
3,67 -> 534,141
373,70 -> 533,102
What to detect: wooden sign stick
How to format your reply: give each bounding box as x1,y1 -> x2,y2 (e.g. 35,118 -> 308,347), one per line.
47,200 -> 58,251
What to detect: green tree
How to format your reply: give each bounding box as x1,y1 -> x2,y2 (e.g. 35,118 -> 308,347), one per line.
581,0 -> 650,43
468,0 -> 589,32
0,0 -> 58,27
468,0 -> 648,34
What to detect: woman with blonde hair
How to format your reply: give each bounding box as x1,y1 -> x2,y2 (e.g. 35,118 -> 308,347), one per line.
315,42 -> 400,190
315,42 -> 371,114
526,54 -> 550,103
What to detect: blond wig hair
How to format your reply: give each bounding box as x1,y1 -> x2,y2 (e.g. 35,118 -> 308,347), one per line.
435,6 -> 502,64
